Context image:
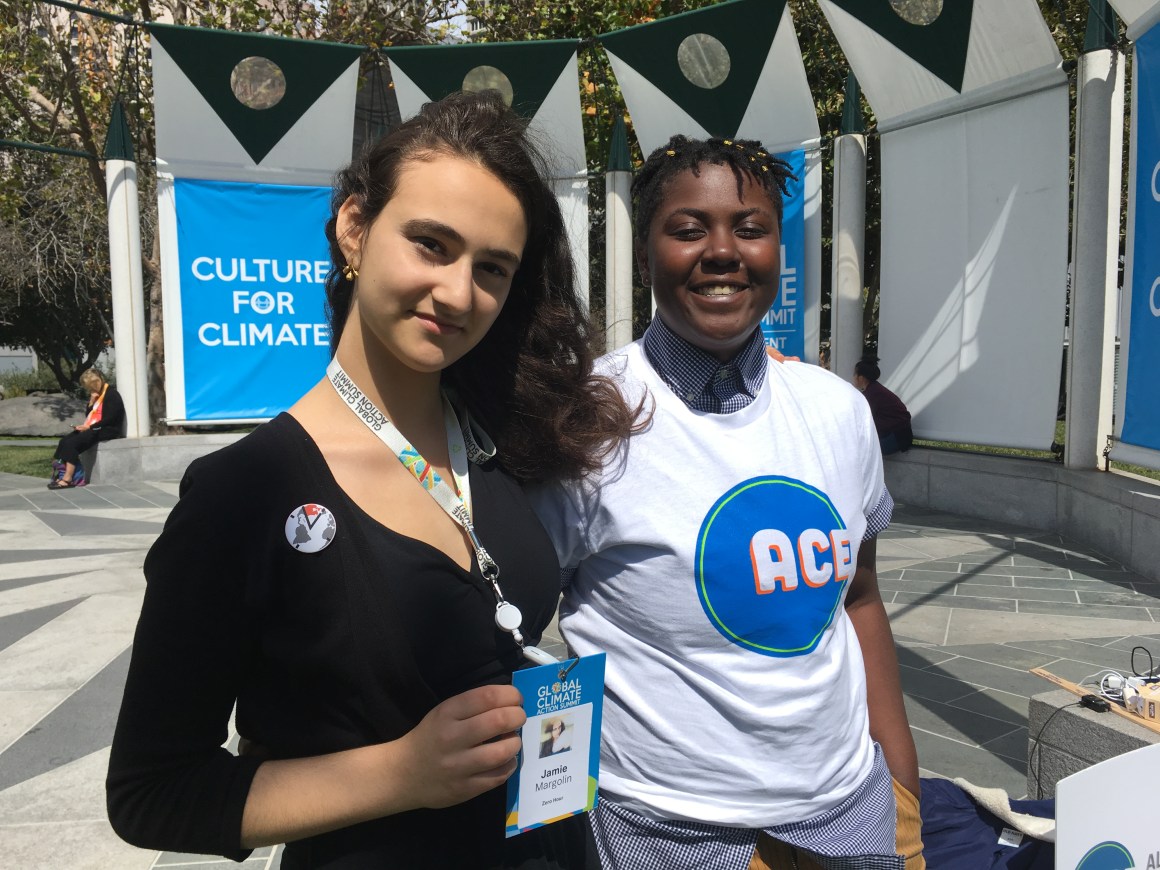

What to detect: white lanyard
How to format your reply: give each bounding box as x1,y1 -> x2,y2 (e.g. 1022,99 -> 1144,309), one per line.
327,359 -> 557,666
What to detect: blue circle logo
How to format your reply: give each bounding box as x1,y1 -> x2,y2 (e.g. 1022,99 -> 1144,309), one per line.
695,476 -> 851,657
1076,842 -> 1134,870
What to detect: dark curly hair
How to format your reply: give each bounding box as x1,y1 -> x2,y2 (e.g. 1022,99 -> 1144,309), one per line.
324,90 -> 638,483
631,135 -> 795,243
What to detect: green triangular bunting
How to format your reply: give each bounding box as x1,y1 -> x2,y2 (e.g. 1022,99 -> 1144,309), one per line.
598,0 -> 785,138
383,40 -> 579,120
104,98 -> 134,161
148,24 -> 363,164
607,115 -> 632,172
827,0 -> 973,93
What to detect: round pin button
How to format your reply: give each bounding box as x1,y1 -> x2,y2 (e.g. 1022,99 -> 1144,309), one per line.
285,504 -> 337,553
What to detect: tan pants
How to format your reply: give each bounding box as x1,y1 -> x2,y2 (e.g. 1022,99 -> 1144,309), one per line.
747,779 -> 925,870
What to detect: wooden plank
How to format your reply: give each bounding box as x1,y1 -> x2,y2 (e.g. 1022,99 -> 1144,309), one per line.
1030,667 -> 1160,737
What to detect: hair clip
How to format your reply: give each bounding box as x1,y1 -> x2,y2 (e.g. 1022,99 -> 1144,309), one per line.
761,165 -> 769,172
723,139 -> 732,146
665,149 -> 676,156
757,151 -> 767,158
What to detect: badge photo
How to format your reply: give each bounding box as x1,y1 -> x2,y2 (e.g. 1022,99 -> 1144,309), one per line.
285,504 -> 336,553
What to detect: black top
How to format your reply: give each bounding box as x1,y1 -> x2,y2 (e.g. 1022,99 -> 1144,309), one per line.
107,414 -> 596,869
92,387 -> 126,440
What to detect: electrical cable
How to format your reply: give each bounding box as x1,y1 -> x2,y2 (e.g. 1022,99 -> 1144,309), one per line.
1030,701 -> 1081,799
1132,646 -> 1157,681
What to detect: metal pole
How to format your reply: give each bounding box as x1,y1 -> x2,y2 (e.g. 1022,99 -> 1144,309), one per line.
104,101 -> 149,437
605,116 -> 635,350
831,133 -> 867,382
1064,44 -> 1124,469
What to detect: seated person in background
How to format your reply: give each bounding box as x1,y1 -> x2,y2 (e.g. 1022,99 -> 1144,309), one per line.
854,357 -> 912,456
49,368 -> 125,489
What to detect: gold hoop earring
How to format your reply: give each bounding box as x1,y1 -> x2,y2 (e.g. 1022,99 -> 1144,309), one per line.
342,264 -> 358,281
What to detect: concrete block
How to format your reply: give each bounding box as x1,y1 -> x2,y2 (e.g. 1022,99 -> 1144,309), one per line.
1026,689 -> 1159,798
1057,484 -> 1133,567
1129,509 -> 1160,583
929,464 -> 1058,530
82,433 -> 245,484
884,453 -> 929,505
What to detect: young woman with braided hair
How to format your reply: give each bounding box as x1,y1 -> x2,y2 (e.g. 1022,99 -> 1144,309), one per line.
531,134 -> 924,870
107,91 -> 636,869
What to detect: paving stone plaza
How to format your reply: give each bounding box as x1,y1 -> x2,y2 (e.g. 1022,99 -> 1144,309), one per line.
1,468 -> 1158,869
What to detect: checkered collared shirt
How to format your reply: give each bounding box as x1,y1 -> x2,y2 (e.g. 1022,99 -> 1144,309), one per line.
641,315 -> 769,414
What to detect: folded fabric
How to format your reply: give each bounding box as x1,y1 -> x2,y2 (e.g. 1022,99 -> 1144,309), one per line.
920,777 -> 1055,870
952,778 -> 1056,842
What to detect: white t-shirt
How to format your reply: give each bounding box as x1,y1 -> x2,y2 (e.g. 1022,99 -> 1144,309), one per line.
531,342 -> 886,828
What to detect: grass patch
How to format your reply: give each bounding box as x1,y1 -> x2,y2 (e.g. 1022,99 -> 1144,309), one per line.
1110,461 -> 1160,483
913,420 -> 1160,484
0,445 -> 56,478
913,440 -> 1058,461
913,421 -> 1064,462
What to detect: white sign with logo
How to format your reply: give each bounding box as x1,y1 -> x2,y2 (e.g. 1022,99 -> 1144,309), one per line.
1055,742 -> 1160,868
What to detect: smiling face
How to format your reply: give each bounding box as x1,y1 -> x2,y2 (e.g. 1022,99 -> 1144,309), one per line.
638,163 -> 781,361
336,154 -> 527,376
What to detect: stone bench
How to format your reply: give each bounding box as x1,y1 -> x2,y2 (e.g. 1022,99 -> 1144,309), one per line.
80,432 -> 246,484
1026,688 -> 1160,799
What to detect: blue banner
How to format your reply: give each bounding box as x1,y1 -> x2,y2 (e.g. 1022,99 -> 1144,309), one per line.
174,179 -> 333,420
760,148 -> 806,358
1123,25 -> 1160,452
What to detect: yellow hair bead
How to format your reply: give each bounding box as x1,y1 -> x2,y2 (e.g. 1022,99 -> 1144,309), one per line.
666,149 -> 676,156
723,139 -> 732,146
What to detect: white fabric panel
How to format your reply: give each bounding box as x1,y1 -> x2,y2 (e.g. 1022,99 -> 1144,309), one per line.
156,175 -> 186,423
529,56 -> 587,175
878,86 -> 1069,448
1126,3 -> 1160,40
1108,441 -> 1160,470
959,1 -> 1060,91
818,2 -> 958,124
152,43 -> 358,185
735,4 -> 821,151
258,63 -> 361,181
390,55 -> 585,176
819,0 -> 1061,127
604,49 -> 709,158
387,62 -> 428,123
152,43 -> 252,173
554,178 -> 590,310
1110,0 -> 1160,31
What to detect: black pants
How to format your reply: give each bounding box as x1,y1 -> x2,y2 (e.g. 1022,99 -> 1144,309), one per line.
880,429 -> 913,456
54,428 -> 101,466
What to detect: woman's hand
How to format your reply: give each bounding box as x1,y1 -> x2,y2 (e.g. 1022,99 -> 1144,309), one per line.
397,684 -> 526,809
240,684 -> 526,847
764,346 -> 800,363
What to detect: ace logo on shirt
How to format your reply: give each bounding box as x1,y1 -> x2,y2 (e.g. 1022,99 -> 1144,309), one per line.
695,476 -> 851,657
